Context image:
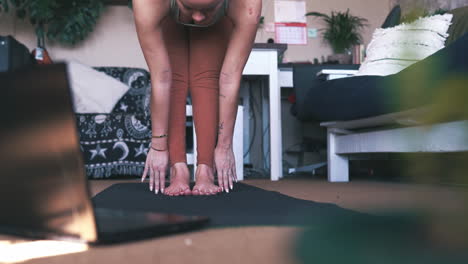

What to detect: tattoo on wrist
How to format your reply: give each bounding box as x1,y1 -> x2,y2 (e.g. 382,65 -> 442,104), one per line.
219,93 -> 226,98
218,122 -> 224,135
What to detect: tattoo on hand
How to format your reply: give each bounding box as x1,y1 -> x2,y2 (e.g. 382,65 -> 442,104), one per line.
219,93 -> 226,98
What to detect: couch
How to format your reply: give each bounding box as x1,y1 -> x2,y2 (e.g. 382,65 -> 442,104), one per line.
292,6 -> 468,182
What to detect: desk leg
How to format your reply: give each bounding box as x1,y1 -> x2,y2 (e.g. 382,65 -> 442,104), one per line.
262,84 -> 270,172
192,118 -> 198,181
269,67 -> 282,181
234,106 -> 244,181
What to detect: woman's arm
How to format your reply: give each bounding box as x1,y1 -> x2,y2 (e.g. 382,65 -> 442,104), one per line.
217,0 -> 262,147
133,0 -> 171,193
133,0 -> 171,150
215,0 -> 261,191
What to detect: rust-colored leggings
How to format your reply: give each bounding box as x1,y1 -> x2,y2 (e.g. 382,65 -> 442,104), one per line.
162,17 -> 233,168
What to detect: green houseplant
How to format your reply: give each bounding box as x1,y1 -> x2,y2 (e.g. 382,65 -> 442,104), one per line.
306,9 -> 368,64
0,0 -> 104,46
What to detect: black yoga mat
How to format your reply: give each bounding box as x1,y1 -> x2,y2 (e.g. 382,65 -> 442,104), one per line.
93,183 -> 468,263
92,182 -> 365,227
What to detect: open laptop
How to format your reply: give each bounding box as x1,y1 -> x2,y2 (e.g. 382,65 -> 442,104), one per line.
0,63 -> 209,244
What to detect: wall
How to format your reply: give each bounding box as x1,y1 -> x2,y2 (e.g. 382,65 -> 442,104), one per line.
1,0 -> 391,66
0,6 -> 145,68
257,0 -> 391,63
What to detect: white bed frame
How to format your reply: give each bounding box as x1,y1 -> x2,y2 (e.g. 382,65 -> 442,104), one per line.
321,108 -> 468,182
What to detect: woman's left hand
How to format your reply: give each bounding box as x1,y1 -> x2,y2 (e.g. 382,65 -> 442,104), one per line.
214,145 -> 237,193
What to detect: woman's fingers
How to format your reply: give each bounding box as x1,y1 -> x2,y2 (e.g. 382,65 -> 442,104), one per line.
149,167 -> 154,192
223,169 -> 229,193
228,168 -> 234,190
217,165 -> 224,191
159,168 -> 166,194
233,164 -> 238,182
154,169 -> 160,194
230,167 -> 236,183
141,163 -> 148,182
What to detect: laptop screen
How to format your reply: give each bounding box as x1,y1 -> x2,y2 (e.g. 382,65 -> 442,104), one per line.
0,63 -> 98,242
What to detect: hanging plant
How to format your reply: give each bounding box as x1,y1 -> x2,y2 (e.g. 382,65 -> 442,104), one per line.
0,0 -> 105,46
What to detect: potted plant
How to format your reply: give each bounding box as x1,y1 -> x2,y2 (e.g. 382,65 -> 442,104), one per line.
306,9 -> 368,64
0,0 -> 104,46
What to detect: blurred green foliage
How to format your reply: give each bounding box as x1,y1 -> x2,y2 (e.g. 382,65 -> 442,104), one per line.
0,0 -> 104,46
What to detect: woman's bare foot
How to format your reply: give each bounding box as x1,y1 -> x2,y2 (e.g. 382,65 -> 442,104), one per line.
192,164 -> 222,196
164,163 -> 191,196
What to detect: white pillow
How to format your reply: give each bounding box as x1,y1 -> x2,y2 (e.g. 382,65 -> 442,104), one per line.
66,60 -> 129,113
355,13 -> 453,76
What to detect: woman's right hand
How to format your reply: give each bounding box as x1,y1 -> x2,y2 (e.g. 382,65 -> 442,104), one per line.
141,148 -> 169,194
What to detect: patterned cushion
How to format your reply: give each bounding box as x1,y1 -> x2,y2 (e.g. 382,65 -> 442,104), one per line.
93,67 -> 152,116
68,61 -> 129,114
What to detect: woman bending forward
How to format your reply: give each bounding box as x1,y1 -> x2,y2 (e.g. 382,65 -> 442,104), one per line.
134,0 -> 261,195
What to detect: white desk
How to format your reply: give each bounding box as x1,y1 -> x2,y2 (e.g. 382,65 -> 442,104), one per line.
242,48 -> 283,181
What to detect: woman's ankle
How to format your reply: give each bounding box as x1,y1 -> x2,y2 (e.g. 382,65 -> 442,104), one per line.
172,162 -> 188,169
196,163 -> 213,170
195,164 -> 215,180
170,162 -> 190,178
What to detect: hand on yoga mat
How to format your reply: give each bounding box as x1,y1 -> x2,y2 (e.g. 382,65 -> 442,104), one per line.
141,148 -> 169,194
214,146 -> 237,193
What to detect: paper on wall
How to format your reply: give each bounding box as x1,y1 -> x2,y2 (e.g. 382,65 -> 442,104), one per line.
274,0 -> 307,23
275,22 -> 307,45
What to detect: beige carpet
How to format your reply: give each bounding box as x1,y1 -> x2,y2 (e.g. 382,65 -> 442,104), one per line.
1,178 -> 466,264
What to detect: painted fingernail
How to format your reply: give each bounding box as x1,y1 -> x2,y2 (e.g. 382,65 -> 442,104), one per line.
150,186 -> 153,191
230,185 -> 233,190
156,189 -> 159,194
226,188 -> 229,193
